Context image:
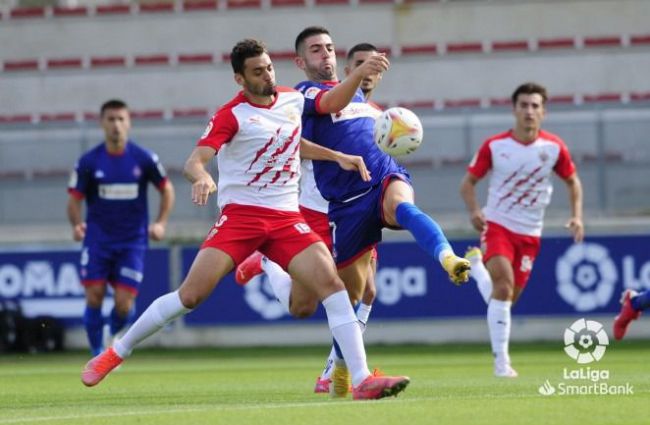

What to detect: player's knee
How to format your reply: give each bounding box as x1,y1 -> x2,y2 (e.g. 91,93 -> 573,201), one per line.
491,284 -> 514,301
85,286 -> 105,307
289,302 -> 318,319
114,303 -> 132,317
178,290 -> 204,309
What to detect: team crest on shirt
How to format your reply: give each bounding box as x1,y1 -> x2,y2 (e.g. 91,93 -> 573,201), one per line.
284,106 -> 301,125
539,149 -> 550,163
304,87 -> 320,100
94,170 -> 105,179
248,115 -> 262,125
132,166 -> 142,178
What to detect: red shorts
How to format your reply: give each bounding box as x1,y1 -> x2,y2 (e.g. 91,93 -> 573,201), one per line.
299,205 -> 333,252
201,204 -> 323,270
481,221 -> 541,288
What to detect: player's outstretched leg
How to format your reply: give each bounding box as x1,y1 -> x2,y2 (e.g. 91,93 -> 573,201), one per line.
613,289 -> 642,340
81,291 -> 191,386
237,253 -> 295,313
393,201 -> 470,285
235,251 -> 264,285
81,347 -> 123,387
465,247 -> 492,304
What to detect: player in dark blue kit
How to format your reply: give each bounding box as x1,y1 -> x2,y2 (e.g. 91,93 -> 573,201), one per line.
67,99 -> 175,356
293,26 -> 472,395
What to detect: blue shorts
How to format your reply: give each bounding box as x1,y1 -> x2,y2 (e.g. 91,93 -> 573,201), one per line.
328,172 -> 411,267
79,244 -> 146,294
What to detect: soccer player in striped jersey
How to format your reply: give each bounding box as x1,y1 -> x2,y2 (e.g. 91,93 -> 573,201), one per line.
81,39 -> 410,400
67,99 -> 175,356
460,82 -> 584,377
235,42 -> 385,394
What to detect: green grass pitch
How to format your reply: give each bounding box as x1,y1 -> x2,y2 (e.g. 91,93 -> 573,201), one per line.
1,341 -> 648,425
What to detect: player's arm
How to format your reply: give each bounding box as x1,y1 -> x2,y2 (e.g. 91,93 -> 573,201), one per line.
563,172 -> 584,243
459,172 -> 486,233
149,180 -> 175,241
66,195 -> 86,242
317,54 -> 389,113
300,138 -> 371,182
183,146 -> 218,206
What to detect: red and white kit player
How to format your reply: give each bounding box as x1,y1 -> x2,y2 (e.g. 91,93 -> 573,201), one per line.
460,82 -> 584,378
235,43 -> 386,395
81,39 -> 409,400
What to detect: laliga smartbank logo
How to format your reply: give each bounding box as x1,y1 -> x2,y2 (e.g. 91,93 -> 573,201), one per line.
538,318 -> 633,396
563,318 -> 608,364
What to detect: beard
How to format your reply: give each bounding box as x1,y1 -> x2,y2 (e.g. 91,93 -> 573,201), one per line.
306,62 -> 335,81
246,81 -> 276,97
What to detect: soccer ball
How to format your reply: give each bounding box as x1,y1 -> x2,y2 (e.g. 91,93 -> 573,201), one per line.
374,107 -> 423,156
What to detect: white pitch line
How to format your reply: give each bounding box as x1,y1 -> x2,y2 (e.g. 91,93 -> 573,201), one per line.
3,387 -> 647,425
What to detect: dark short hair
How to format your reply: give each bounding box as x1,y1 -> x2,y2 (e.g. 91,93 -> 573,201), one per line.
295,26 -> 330,53
231,39 -> 268,75
347,42 -> 378,61
100,99 -> 128,116
511,82 -> 548,105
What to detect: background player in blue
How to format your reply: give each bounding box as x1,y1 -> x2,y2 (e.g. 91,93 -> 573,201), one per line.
67,99 -> 175,355
294,26 -> 472,394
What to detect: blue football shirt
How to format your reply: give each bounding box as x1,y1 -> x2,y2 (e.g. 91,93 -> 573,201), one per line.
295,80 -> 401,202
68,141 -> 168,246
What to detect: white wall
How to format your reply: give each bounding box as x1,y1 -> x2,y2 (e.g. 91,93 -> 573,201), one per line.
2,49 -> 649,115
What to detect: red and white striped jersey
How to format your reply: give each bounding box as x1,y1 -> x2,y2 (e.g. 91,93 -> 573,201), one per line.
198,87 -> 303,211
467,129 -> 576,236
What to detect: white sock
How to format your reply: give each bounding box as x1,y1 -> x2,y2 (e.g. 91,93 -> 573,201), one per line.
320,306 -> 370,380
261,257 -> 292,312
113,291 -> 190,358
487,299 -> 512,366
468,255 -> 493,304
356,303 -> 372,327
322,290 -> 371,386
320,348 -> 337,380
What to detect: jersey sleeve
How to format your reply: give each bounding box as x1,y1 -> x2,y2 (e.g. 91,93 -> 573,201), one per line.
467,140 -> 493,178
553,140 -> 577,179
296,82 -> 327,116
143,151 -> 169,190
67,155 -> 91,199
197,107 -> 239,151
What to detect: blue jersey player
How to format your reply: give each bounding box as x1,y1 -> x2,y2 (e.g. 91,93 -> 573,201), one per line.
67,99 -> 175,356
293,26 -> 472,395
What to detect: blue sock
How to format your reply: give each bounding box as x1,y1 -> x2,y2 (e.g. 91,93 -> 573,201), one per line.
109,306 -> 136,336
83,306 -> 104,356
395,202 -> 452,261
631,290 -> 650,311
